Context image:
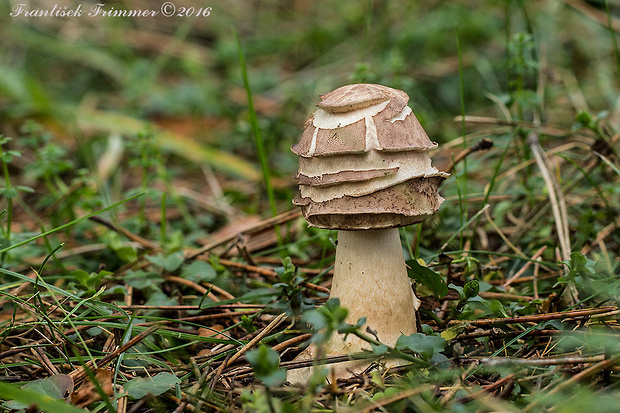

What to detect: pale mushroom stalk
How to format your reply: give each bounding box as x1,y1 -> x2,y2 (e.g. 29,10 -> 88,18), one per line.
330,228 -> 420,351
287,228 -> 419,385
288,84 -> 448,385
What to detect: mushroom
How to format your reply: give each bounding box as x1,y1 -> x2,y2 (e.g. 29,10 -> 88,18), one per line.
287,84 -> 448,384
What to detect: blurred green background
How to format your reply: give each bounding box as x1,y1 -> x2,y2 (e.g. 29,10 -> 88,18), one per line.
0,0 -> 618,258
2,0 -> 617,180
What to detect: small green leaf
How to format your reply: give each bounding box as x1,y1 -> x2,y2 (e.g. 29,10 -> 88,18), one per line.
490,300 -> 509,318
463,280 -> 480,300
117,246 -> 138,263
148,252 -> 185,272
241,315 -> 257,333
181,260 -> 216,282
106,232 -> 137,262
16,185 -> 35,193
371,386 -> 401,401
302,308 -> 328,330
448,283 -> 465,300
4,374 -> 74,410
430,353 -> 450,368
395,333 -> 446,361
275,257 -> 297,285
320,298 -> 349,329
125,270 -> 160,289
23,374 -> 73,400
245,345 -> 286,387
371,343 -> 389,355
123,372 -> 181,400
73,269 -> 110,291
0,150 -> 21,163
73,269 -> 90,288
562,252 -> 596,282
303,298 -> 351,345
163,252 -> 185,272
0,187 -> 18,198
440,323 -> 469,341
575,110 -> 594,127
145,291 -> 179,308
337,317 -> 366,338
406,259 -> 448,298
421,324 -> 434,335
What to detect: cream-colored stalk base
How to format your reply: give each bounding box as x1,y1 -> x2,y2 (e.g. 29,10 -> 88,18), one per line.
287,228 -> 420,385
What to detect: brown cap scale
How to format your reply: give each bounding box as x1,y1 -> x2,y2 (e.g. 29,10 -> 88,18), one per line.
287,84 -> 448,385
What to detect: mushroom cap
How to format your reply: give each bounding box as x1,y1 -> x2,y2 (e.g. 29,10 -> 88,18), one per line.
317,83 -> 407,114
292,83 -> 448,230
294,177 -> 445,230
291,83 -> 437,158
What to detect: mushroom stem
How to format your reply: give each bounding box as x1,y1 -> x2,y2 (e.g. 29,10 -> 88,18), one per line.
287,228 -> 419,385
331,228 -> 419,351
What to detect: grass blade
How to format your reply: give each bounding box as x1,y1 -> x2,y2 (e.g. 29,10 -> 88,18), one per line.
0,192 -> 145,255
233,29 -> 278,218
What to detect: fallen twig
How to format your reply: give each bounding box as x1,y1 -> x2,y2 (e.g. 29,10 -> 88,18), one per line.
503,245 -> 547,288
218,258 -> 330,294
446,138 -> 494,174
447,306 -> 616,327
458,374 -> 516,403
185,210 -> 301,259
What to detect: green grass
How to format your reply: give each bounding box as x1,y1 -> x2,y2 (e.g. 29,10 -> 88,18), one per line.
0,1 -> 619,412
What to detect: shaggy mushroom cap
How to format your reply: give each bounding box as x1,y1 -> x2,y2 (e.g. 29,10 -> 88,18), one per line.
292,83 -> 448,230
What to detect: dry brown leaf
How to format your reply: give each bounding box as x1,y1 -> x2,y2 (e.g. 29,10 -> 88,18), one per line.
198,324 -> 226,340
70,368 -> 114,408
